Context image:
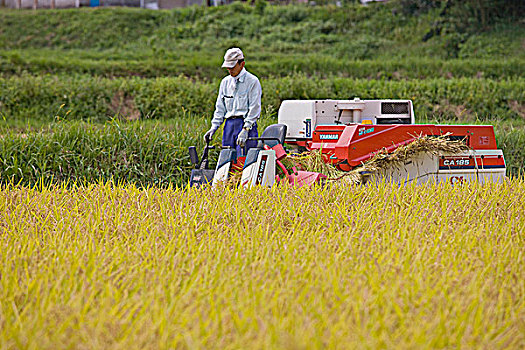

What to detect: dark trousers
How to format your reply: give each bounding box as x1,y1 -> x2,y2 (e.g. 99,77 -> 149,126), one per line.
222,118 -> 258,156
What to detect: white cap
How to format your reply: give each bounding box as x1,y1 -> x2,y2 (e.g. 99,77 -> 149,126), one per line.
221,48 -> 244,68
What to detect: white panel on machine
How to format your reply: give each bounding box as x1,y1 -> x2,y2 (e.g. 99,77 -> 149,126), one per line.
241,150 -> 276,187
475,149 -> 506,184
277,100 -> 315,140
365,150 -> 507,185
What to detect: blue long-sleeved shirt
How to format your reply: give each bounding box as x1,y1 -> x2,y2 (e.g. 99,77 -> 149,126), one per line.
211,68 -> 262,131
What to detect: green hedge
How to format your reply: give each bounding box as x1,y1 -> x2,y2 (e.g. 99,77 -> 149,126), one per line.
1,74 -> 523,124
1,52 -> 523,80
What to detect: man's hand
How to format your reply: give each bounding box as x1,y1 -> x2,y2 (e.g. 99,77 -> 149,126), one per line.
204,128 -> 217,143
236,128 -> 249,147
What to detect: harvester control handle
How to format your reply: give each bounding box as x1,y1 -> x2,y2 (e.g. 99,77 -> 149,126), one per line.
247,137 -> 282,143
198,140 -> 215,170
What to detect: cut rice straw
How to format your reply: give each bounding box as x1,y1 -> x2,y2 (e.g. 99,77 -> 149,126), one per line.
285,133 -> 470,185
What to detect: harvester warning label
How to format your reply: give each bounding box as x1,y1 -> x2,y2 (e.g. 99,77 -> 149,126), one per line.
479,136 -> 490,145
255,155 -> 268,185
305,119 -> 312,138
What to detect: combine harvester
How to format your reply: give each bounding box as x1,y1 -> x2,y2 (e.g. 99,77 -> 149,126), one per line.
189,98 -> 506,187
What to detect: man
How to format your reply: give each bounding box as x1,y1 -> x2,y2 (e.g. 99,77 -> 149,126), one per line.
204,48 -> 262,155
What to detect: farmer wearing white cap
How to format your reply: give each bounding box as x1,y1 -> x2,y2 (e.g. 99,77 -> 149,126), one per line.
204,47 -> 262,155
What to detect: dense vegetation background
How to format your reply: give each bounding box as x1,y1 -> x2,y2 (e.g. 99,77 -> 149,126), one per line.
0,0 -> 523,184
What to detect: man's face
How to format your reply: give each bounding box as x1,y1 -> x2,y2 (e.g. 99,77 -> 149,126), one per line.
227,61 -> 245,77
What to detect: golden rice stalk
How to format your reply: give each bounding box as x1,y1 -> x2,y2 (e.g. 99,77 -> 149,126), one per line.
226,167 -> 243,186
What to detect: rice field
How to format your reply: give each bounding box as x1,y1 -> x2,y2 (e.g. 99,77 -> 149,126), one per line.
1,180 -> 524,349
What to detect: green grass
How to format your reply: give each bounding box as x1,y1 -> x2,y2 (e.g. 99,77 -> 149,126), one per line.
0,119 -> 209,187
1,50 -> 524,80
0,180 -> 524,349
1,74 -> 523,124
0,5 -> 523,80
1,5 -> 523,58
